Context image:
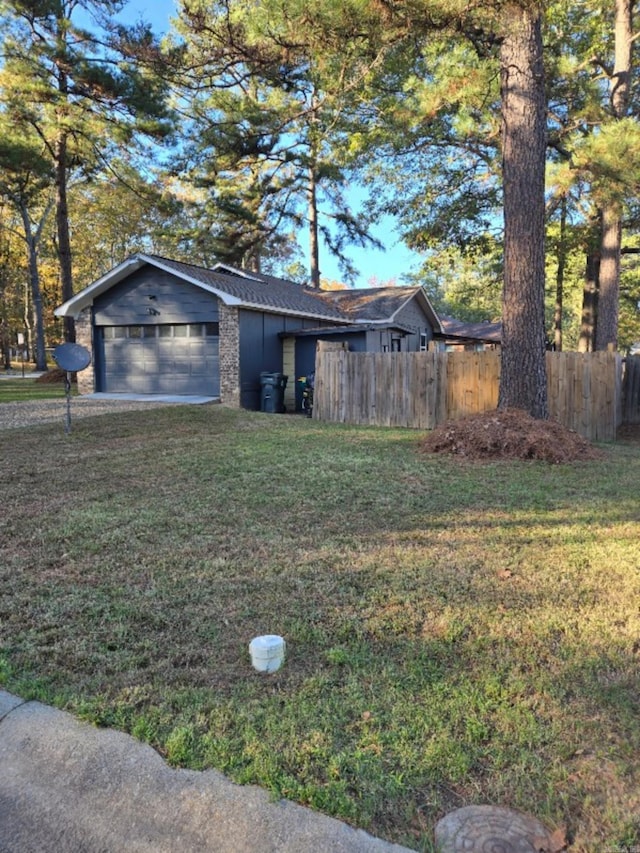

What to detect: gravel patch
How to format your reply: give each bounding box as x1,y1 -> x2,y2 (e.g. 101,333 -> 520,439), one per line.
0,398 -> 190,431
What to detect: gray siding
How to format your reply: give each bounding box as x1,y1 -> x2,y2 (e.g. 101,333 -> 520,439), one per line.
238,310 -> 335,409
93,267 -> 219,325
294,331 -> 367,411
365,329 -> 393,352
394,300 -> 434,351
296,332 -> 366,375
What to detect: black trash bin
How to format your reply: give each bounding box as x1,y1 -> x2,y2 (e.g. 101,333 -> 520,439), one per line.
260,372 -> 288,413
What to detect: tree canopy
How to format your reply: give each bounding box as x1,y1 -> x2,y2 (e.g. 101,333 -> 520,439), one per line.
0,0 -> 171,339
0,0 -> 638,396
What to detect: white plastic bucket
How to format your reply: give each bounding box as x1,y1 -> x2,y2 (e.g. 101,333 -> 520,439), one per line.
249,635 -> 286,673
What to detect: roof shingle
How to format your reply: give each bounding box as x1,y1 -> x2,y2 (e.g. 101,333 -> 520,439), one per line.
149,256 -> 347,321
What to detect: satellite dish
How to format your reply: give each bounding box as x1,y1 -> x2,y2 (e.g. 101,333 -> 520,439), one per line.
52,343 -> 91,435
53,342 -> 91,372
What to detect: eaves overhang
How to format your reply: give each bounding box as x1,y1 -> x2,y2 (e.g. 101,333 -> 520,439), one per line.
279,322 -> 416,338
54,254 -> 249,319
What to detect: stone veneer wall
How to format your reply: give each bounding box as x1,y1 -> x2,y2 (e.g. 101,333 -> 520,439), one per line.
74,308 -> 95,395
219,303 -> 240,407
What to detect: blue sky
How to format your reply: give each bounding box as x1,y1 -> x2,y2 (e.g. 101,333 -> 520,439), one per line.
118,0 -> 422,287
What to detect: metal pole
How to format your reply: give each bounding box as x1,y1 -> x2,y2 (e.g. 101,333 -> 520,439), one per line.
64,371 -> 72,434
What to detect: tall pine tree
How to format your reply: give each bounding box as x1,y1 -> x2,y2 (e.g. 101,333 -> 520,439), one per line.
0,0 -> 170,339
171,0 -> 382,284
242,0 -> 550,415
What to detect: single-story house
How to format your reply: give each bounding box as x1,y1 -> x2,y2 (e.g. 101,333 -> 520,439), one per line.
54,254 -> 497,411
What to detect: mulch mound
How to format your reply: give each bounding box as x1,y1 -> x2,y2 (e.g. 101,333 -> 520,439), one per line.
420,408 -> 605,463
35,369 -> 76,384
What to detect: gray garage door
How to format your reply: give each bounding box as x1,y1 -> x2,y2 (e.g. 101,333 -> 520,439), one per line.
100,323 -> 220,396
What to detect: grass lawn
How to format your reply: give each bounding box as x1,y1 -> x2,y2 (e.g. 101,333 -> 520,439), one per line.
1,405 -> 638,851
0,376 -> 74,402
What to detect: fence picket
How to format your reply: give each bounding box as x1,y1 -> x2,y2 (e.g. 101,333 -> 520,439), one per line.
622,356 -> 640,424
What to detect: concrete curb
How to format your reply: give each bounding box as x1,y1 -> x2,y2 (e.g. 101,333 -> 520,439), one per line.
0,691 -> 416,853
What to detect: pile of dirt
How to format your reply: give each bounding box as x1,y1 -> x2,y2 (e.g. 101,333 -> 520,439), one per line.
420,408 -> 605,463
35,368 -> 76,384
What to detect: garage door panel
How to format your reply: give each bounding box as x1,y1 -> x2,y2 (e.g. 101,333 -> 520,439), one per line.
190,360 -> 208,376
129,352 -> 146,369
100,325 -> 219,396
128,374 -> 155,394
173,377 -> 196,394
143,355 -> 160,374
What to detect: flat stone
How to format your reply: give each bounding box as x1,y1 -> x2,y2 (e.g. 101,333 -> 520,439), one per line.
434,805 -> 554,852
0,690 -> 25,722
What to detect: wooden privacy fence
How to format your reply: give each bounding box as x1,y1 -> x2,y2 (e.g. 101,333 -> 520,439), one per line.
314,344 -> 626,441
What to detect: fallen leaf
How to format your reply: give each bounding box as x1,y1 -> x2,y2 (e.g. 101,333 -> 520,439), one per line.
551,826 -> 568,851
535,826 -> 568,852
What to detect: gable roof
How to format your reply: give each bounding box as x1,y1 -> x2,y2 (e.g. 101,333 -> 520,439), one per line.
55,254 -> 442,332
147,256 -> 349,320
438,317 -> 502,343
55,254 -> 347,323
317,286 -> 442,332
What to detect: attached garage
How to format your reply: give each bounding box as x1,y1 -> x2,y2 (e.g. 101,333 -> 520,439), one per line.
98,323 -> 220,395
91,262 -> 221,397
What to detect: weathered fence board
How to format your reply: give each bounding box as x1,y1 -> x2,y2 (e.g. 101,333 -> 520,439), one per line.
545,351 -> 621,440
622,356 -> 640,424
315,346 -> 626,440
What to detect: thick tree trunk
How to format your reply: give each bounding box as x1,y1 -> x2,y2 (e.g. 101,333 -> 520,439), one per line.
595,0 -> 634,351
54,26 -> 75,342
611,0 -> 634,117
497,5 -> 548,418
55,131 -> 75,343
595,204 -> 622,350
18,202 -> 47,371
553,195 -> 567,351
578,249 -> 600,352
